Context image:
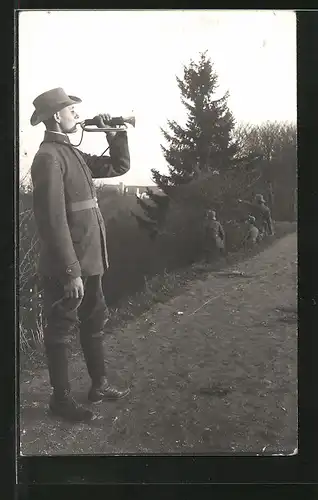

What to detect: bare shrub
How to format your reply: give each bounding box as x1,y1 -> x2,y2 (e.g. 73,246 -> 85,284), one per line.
19,187 -> 44,351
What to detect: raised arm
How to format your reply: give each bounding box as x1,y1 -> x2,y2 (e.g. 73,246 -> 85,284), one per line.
77,132 -> 130,179
238,199 -> 254,207
31,153 -> 81,281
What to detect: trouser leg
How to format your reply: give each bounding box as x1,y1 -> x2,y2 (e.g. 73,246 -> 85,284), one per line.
267,217 -> 274,235
42,277 -> 78,395
78,275 -> 108,385
205,240 -> 219,262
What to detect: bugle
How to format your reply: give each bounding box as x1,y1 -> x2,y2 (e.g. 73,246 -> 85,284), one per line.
79,115 -> 136,133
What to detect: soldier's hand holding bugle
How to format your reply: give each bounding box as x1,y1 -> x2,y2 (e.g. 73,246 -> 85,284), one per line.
94,113 -> 118,140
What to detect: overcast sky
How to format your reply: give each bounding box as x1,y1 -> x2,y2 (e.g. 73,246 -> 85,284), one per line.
18,9 -> 296,186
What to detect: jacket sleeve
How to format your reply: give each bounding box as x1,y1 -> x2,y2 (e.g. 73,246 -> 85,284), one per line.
240,200 -> 254,208
77,131 -> 130,179
31,153 -> 81,281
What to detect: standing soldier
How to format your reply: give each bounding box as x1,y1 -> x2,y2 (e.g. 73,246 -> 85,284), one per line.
238,194 -> 274,236
203,210 -> 226,262
254,194 -> 274,236
30,88 -> 131,422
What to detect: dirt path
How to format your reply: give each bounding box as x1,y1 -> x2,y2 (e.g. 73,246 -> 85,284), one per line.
20,233 -> 297,455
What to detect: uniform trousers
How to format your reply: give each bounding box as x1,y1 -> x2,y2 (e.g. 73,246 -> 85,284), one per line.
42,275 -> 108,394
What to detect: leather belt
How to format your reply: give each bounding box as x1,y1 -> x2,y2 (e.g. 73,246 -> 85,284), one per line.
69,197 -> 98,212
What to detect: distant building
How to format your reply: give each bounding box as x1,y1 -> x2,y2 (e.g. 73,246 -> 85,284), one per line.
114,183 -> 163,197
124,185 -> 147,196
99,182 -> 163,197
118,182 -> 125,194
140,192 -> 149,199
96,183 -> 119,193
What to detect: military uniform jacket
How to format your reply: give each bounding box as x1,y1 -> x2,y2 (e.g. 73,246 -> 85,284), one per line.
204,219 -> 225,249
31,130 -> 130,281
247,224 -> 259,243
204,219 -> 225,239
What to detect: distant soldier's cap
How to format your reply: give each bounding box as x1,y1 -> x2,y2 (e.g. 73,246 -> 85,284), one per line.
247,215 -> 256,223
206,209 -> 216,219
30,87 -> 82,126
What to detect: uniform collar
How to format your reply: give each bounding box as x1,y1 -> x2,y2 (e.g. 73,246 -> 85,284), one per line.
43,130 -> 71,145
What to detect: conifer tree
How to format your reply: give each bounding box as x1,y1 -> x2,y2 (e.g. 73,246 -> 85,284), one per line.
136,51 -> 239,236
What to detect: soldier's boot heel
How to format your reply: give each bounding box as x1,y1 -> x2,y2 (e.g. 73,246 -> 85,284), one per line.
49,390 -> 93,422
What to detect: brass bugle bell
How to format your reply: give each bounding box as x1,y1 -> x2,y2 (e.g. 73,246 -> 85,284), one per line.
79,115 -> 136,133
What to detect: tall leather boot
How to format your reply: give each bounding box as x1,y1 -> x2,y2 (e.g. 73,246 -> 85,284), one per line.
49,389 -> 93,422
80,332 -> 130,403
45,343 -> 93,422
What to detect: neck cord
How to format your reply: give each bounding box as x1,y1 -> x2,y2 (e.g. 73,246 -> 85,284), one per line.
69,127 -> 110,155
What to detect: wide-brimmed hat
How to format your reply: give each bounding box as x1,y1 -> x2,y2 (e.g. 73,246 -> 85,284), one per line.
30,87 -> 82,126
